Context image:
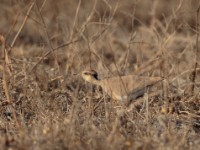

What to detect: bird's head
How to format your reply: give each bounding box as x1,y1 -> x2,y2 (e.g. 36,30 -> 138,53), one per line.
81,69 -> 99,84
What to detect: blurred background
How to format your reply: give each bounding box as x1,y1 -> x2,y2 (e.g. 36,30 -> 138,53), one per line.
0,0 -> 199,74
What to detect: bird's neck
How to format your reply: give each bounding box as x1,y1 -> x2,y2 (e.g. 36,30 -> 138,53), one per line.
90,78 -> 101,85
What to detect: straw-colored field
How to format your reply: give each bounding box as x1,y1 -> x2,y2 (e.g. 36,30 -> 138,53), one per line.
0,0 -> 200,149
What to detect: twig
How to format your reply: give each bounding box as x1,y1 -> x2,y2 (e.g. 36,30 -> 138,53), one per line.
0,34 -> 21,129
189,5 -> 200,94
9,2 -> 34,52
29,38 -> 81,72
70,0 -> 81,40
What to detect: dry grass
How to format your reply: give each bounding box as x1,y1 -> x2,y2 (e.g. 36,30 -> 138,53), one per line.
0,0 -> 200,149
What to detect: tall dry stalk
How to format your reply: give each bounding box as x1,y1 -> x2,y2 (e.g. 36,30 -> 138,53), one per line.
8,2 -> 34,53
0,34 -> 20,130
189,6 -> 200,94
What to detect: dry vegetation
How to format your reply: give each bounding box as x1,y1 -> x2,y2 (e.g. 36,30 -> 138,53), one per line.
0,0 -> 200,149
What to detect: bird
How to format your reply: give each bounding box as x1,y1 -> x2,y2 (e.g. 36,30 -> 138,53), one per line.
81,69 -> 163,105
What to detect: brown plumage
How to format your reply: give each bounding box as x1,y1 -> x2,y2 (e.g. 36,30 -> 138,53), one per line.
82,69 -> 162,102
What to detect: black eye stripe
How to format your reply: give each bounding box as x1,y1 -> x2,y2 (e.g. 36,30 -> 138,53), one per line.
83,71 -> 98,80
94,74 -> 98,79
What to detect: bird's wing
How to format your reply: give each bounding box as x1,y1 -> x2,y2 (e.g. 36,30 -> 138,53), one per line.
101,75 -> 162,99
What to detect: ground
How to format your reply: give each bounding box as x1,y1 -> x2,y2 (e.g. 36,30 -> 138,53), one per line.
0,0 -> 200,150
